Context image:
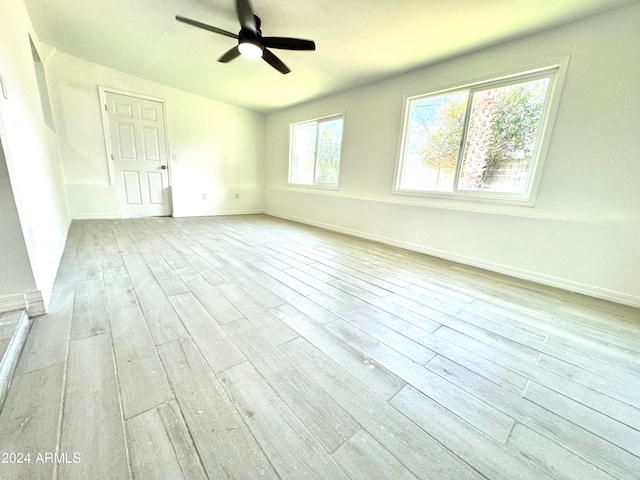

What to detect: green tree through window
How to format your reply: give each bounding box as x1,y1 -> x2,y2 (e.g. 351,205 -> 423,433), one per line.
397,70 -> 555,198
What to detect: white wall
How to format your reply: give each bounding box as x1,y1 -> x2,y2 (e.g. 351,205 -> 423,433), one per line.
47,50 -> 265,219
0,139 -> 36,299
265,4 -> 640,306
0,0 -> 70,308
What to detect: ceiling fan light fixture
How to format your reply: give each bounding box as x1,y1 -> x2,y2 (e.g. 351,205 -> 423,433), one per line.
238,40 -> 263,59
176,0 -> 314,73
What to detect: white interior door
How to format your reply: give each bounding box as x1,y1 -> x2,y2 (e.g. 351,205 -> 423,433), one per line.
104,91 -> 172,217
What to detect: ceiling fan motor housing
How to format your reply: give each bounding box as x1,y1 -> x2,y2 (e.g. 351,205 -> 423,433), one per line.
239,28 -> 263,51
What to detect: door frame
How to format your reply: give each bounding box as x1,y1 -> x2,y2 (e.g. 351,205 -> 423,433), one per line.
98,86 -> 173,215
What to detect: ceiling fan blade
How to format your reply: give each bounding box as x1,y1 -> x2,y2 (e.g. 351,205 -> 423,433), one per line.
176,16 -> 238,39
262,37 -> 316,51
235,0 -> 257,31
218,46 -> 241,63
262,48 -> 291,74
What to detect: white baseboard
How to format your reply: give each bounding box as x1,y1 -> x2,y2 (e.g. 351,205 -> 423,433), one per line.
71,210 -> 264,220
0,290 -> 46,316
172,209 -> 264,218
71,213 -> 120,220
24,291 -> 46,317
264,210 -> 640,308
0,311 -> 31,410
0,293 -> 25,313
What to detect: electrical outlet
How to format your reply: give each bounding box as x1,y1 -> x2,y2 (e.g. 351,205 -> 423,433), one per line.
235,193 -> 240,200
202,193 -> 208,200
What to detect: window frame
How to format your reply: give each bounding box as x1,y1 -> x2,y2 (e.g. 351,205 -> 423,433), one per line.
288,113 -> 345,190
393,59 -> 569,206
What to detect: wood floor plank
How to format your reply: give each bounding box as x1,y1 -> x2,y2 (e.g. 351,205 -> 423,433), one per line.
507,423 -> 617,480
0,363 -> 64,480
330,307 -> 438,365
122,253 -> 189,345
142,251 -> 190,297
455,309 -> 548,342
222,318 -> 361,453
390,385 -> 553,480
282,266 -> 336,293
326,278 -> 446,330
318,255 -> 411,290
552,316 -> 640,354
308,289 -> 367,311
157,338 -> 278,479
220,265 -> 286,308
16,284 -> 74,374
544,333 -> 640,376
252,260 -> 319,296
76,251 -> 102,281
434,323 -> 541,363
0,311 -> 20,357
524,382 -> 640,457
332,429 -> 418,480
537,354 -> 640,408
78,229 -> 100,254
358,303 -> 441,334
527,366 -> 640,431
109,305 -> 173,418
318,264 -> 393,298
317,255 -> 406,292
126,407 -> 187,480
166,241 -> 230,285
156,401 -> 208,480
279,337 -> 484,480
354,305 -> 528,392
389,283 -> 468,316
216,281 -> 299,345
272,303 -> 406,400
426,355 -> 640,480
554,306 -> 640,338
114,233 -> 140,254
188,243 -> 230,269
433,325 -> 543,366
181,273 -> 243,324
71,278 -> 109,340
417,323 -> 640,429
156,246 -> 199,279
59,334 -> 130,480
203,241 -> 254,267
326,318 -> 516,444
437,318 -> 640,387
286,293 -> 342,325
54,253 -> 79,287
220,361 -> 350,479
168,292 -> 245,372
236,262 -> 310,304
102,263 -> 139,314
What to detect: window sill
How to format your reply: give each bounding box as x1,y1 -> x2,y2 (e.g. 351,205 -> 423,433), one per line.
392,188 -> 536,207
287,183 -> 341,191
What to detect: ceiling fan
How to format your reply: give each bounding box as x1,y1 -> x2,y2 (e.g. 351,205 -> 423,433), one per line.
176,0 -> 316,74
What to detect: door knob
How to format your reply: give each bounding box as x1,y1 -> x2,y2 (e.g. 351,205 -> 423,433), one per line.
161,165 -> 167,169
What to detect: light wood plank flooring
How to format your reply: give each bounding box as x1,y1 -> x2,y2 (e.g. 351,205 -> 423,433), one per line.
1,214 -> 638,479
0,310 -> 22,361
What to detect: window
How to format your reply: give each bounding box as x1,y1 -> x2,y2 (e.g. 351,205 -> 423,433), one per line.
396,66 -> 563,204
289,115 -> 344,187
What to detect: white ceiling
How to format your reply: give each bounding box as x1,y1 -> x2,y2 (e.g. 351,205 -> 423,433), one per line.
24,0 -> 637,113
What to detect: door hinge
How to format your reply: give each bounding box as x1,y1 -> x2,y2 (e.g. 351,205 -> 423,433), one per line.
110,153 -> 113,160
104,104 -> 108,111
